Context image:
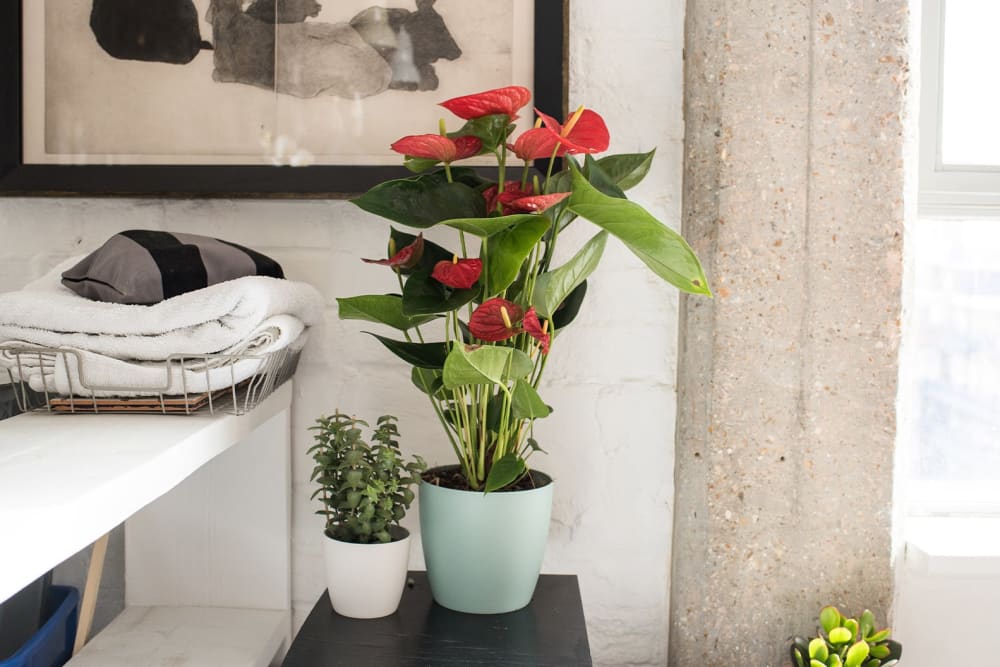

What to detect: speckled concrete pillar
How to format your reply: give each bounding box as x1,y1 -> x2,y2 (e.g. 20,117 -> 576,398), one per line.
670,2 -> 908,665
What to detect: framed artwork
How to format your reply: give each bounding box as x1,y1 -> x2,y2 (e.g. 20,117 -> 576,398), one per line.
0,0 -> 567,198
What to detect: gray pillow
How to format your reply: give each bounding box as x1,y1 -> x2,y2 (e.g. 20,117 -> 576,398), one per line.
61,230 -> 284,305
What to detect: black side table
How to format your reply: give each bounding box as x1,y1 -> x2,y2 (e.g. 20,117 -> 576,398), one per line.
282,571 -> 592,666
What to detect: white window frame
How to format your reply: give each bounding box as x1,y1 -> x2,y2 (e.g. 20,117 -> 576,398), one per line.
919,0 -> 1000,218
908,0 -> 1000,516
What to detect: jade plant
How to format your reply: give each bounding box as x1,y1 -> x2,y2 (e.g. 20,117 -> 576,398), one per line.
309,413 -> 426,544
791,606 -> 902,667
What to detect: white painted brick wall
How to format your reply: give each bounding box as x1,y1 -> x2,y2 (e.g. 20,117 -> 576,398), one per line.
0,2 -> 684,663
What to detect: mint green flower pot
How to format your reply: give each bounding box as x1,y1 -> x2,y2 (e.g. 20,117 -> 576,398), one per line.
419,467 -> 554,614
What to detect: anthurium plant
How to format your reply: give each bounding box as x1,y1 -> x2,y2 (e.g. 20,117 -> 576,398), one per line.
339,85 -> 711,492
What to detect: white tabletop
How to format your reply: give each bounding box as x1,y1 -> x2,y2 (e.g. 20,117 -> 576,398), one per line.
0,383 -> 292,603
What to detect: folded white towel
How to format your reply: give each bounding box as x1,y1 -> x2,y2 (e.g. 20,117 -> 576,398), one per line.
0,257 -> 324,361
0,319 -> 307,397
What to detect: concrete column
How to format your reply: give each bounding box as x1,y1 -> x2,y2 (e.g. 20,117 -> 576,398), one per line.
670,2 -> 909,665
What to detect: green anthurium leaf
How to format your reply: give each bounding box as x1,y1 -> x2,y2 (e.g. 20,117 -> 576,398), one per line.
337,294 -> 438,330
442,344 -> 533,388
859,610 -> 875,640
449,114 -> 513,153
388,228 -> 455,275
411,367 -> 444,397
809,638 -> 829,661
443,214 -> 540,238
365,332 -> 448,369
485,393 -> 504,432
820,606 -> 842,634
483,217 -> 550,295
595,150 -> 656,190
402,270 -> 479,315
551,280 -> 588,329
352,169 -> 486,229
583,154 -> 627,199
511,379 -> 551,420
866,629 -> 889,644
525,437 -> 547,454
484,453 -> 527,493
404,156 -> 440,173
844,641 -> 870,667
532,231 -> 607,318
567,167 -> 711,296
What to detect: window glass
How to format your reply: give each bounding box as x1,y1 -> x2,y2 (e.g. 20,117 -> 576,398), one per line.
940,0 -> 1000,166
908,219 -> 1000,504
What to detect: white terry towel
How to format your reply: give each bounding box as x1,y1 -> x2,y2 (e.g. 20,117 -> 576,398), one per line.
0,257 -> 324,361
0,322 -> 307,397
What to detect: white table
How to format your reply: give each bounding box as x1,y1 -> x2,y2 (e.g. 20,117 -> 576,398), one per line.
0,383 -> 293,666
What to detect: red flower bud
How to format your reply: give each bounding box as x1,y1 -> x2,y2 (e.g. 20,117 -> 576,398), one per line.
361,233 -> 424,269
522,307 -> 550,354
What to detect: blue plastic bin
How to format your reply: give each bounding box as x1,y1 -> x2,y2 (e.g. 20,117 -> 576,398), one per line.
0,586 -> 78,667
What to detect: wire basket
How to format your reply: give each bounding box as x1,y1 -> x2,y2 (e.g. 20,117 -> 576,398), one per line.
1,345 -> 300,416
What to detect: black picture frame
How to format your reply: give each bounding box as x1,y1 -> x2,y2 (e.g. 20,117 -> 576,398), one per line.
0,1 -> 567,198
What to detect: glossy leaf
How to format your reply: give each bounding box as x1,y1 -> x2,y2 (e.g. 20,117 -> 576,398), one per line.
844,619 -> 859,643
411,367 -> 444,397
484,453 -> 527,493
352,169 -> 486,229
449,114 -> 513,153
511,379 -> 552,420
402,270 -> 479,315
809,638 -> 829,661
829,627 -> 852,645
595,149 -> 656,190
365,332 -> 448,369
443,214 -> 539,237
551,280 -> 588,329
337,295 -> 437,330
583,154 -> 626,199
567,167 -> 712,296
532,231 -> 607,318
483,217 -> 550,295
866,629 -> 890,644
820,606 -> 842,634
828,655 -> 843,667
844,641 -> 870,667
442,344 -> 534,388
859,610 -> 875,640
869,645 -> 889,660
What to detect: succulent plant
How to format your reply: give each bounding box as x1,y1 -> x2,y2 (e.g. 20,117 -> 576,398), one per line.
309,413 -> 426,544
791,606 -> 902,667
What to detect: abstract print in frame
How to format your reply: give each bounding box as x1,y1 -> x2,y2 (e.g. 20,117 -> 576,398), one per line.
0,0 -> 567,197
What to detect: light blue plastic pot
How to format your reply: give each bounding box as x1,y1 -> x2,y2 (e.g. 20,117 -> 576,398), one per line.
419,467 -> 554,614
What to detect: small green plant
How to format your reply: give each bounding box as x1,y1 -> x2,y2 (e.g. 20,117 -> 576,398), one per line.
309,413 -> 426,544
791,606 -> 902,667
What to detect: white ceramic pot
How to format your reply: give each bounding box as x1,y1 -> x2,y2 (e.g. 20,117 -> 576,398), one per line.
322,528 -> 411,619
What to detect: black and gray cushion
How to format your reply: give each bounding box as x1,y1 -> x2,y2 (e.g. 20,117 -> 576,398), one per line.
61,230 -> 284,305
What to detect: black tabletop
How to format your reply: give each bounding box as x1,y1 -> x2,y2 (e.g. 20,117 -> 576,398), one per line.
282,571 -> 592,666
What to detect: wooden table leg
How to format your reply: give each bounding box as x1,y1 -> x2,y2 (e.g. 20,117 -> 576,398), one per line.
73,532 -> 109,655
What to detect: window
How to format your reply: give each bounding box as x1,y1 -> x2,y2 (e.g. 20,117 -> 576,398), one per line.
906,0 -> 1000,514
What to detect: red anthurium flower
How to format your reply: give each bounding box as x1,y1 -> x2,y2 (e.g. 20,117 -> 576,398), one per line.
535,107 -> 610,155
390,134 -> 482,162
509,127 -> 562,161
440,86 -> 531,121
362,233 -> 424,269
483,180 -> 536,215
469,298 -> 524,342
506,192 -> 571,213
522,307 -> 550,354
431,258 -> 482,289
